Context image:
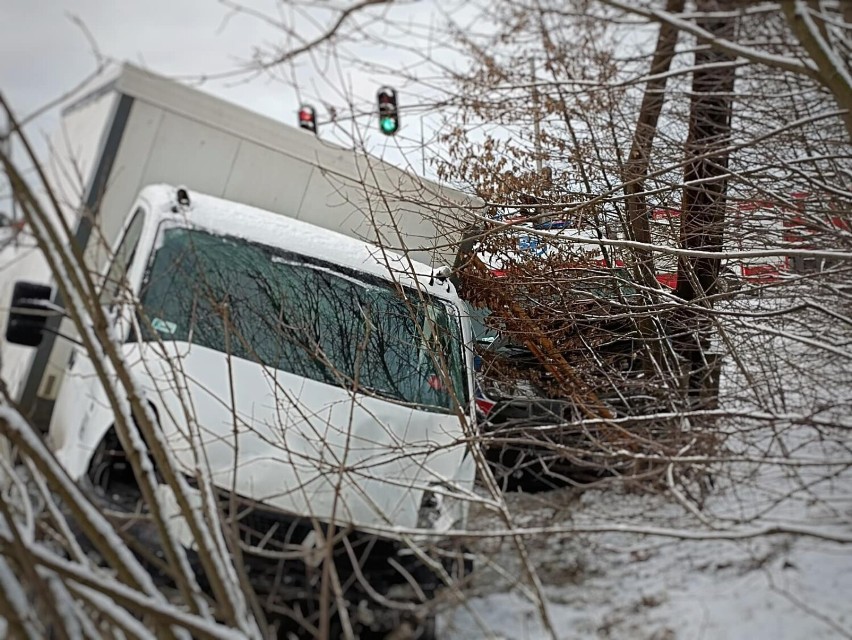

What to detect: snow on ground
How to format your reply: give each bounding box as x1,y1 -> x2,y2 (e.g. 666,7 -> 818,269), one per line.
440,288 -> 852,639
441,484 -> 852,639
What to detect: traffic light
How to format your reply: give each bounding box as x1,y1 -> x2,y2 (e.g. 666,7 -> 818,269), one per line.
377,87 -> 399,135
298,104 -> 317,134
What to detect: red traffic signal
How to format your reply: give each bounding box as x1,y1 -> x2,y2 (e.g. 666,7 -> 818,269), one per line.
377,87 -> 399,135
298,104 -> 317,134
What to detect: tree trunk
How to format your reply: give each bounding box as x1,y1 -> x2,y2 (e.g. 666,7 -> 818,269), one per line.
676,2 -> 736,301
675,0 -> 737,403
623,0 -> 685,379
781,0 -> 852,141
625,0 -> 686,286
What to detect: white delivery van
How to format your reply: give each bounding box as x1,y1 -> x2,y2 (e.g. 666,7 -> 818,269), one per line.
6,184 -> 476,636
1,63 -> 479,431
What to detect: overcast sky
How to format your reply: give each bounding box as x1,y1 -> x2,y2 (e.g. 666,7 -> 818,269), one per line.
3,1 -> 282,121
0,0 -> 457,163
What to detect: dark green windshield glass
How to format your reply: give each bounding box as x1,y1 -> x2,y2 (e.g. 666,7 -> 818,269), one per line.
136,227 -> 467,413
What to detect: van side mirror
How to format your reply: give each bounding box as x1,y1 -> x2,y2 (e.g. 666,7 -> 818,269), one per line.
6,281 -> 53,347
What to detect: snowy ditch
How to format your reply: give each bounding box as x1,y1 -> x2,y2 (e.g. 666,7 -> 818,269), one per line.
439,288 -> 852,639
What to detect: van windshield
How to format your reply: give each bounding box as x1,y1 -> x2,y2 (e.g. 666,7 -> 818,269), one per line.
136,227 -> 467,413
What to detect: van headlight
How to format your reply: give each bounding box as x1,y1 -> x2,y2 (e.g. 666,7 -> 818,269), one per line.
416,483 -> 465,533
408,483 -> 474,583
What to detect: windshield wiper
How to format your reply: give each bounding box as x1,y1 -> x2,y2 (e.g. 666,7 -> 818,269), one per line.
355,383 -> 398,403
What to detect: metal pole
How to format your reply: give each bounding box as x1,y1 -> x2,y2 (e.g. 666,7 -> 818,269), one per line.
530,57 -> 543,174
1,112 -> 18,239
420,114 -> 426,176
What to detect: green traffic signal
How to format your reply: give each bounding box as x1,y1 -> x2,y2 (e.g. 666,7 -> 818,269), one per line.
380,115 -> 398,134
377,87 -> 399,136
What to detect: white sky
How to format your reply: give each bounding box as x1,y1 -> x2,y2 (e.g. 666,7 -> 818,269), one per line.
3,1 -> 287,121
0,0 -> 460,166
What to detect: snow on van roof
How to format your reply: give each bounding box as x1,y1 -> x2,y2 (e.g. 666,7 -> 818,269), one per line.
140,184 -> 458,300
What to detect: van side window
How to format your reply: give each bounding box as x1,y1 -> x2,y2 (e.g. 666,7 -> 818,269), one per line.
100,207 -> 146,307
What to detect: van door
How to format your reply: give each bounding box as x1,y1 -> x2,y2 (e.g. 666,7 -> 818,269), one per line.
48,206 -> 148,464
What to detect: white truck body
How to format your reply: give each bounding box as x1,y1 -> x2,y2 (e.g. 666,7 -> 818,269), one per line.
48,184 -> 476,533
1,63 -> 478,428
